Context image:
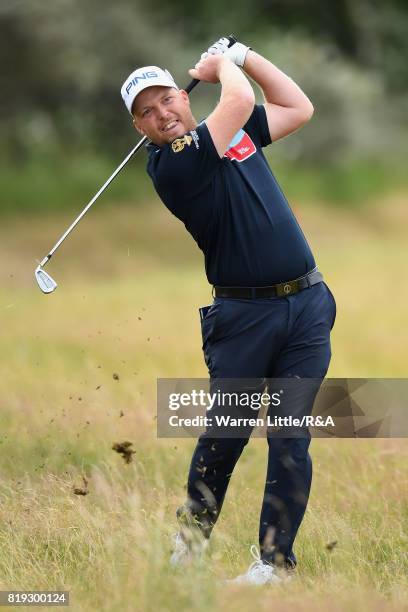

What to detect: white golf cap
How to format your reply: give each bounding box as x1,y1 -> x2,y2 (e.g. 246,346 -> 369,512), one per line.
121,65 -> 179,115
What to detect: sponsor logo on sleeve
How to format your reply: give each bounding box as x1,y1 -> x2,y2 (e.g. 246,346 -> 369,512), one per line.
224,129 -> 256,162
171,134 -> 193,153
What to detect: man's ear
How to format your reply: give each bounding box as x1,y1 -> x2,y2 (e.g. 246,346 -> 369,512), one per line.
179,89 -> 190,105
133,116 -> 144,135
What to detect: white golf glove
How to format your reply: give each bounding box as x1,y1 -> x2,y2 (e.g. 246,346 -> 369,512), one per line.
201,37 -> 250,68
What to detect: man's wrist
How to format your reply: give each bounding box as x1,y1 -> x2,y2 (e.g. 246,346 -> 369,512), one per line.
215,54 -> 234,76
240,47 -> 253,70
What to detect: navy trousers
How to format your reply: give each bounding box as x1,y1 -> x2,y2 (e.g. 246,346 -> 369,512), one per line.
182,281 -> 336,567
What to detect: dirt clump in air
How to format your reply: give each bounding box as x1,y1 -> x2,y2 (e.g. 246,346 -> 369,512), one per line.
73,477 -> 89,496
112,441 -> 136,464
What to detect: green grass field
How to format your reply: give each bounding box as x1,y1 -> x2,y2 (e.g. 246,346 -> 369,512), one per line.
0,196 -> 407,611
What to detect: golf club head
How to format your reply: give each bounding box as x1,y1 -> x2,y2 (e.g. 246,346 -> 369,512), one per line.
35,266 -> 58,294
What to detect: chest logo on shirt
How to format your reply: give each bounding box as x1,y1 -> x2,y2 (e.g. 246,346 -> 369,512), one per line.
171,134 -> 193,153
224,129 -> 256,162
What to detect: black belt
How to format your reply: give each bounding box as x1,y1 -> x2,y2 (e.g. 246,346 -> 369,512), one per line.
213,268 -> 323,299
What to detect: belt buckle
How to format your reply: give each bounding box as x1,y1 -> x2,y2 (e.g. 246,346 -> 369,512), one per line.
276,280 -> 299,297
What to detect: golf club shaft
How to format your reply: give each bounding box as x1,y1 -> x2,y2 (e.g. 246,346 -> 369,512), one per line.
40,136 -> 147,266
39,76 -> 202,268
39,35 -> 237,268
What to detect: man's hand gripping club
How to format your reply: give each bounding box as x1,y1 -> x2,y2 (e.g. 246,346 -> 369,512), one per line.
201,36 -> 251,68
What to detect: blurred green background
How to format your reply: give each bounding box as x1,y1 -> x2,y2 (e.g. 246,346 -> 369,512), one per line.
2,0 -> 408,212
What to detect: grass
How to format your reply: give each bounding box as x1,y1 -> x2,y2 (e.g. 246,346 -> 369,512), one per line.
269,157 -> 408,206
2,151 -> 408,215
0,152 -> 151,215
0,196 -> 407,610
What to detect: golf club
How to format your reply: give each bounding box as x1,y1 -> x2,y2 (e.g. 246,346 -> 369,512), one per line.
34,35 -> 237,294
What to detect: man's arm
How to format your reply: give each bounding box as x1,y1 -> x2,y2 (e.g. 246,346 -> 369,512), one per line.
241,50 -> 314,142
189,55 -> 255,157
203,38 -> 314,143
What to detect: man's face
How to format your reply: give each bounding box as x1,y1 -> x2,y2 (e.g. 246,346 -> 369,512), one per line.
132,86 -> 196,146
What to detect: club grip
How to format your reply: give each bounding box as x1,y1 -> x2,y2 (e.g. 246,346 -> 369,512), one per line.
184,35 -> 238,94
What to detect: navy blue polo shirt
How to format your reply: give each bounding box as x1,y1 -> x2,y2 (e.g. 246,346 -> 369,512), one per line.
146,104 -> 315,286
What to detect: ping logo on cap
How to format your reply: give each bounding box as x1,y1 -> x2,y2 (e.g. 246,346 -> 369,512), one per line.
125,71 -> 159,94
121,66 -> 178,114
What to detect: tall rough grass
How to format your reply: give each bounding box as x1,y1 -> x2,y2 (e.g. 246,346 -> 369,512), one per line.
0,198 -> 407,610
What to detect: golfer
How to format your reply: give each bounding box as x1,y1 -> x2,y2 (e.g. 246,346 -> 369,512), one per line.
121,38 -> 336,584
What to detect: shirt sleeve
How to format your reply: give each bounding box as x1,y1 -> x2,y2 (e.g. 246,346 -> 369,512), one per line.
243,104 -> 272,149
